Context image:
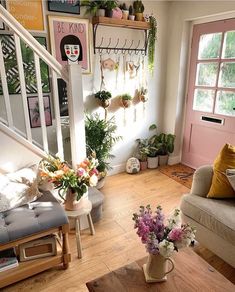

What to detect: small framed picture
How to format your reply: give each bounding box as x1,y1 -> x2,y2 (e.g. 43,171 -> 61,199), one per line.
57,78 -> 68,117
48,0 -> 80,14
27,95 -> 52,128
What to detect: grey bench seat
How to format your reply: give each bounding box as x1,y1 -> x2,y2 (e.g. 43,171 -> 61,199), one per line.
0,191 -> 68,244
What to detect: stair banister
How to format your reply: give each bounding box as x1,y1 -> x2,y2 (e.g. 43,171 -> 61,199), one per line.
0,4 -> 68,81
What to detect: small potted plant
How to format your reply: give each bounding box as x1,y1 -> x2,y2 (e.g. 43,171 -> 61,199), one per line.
81,0 -> 105,16
157,133 -> 175,166
138,86 -> 148,102
133,0 -> 144,21
104,0 -> 118,17
136,138 -> 149,171
95,90 -> 112,108
120,93 -> 133,108
128,5 -> 135,20
146,124 -> 161,169
121,3 -> 129,20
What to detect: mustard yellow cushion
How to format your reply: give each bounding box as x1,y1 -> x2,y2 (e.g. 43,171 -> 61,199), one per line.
207,144 -> 235,199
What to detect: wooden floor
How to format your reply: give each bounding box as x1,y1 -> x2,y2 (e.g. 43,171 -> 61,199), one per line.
3,169 -> 235,291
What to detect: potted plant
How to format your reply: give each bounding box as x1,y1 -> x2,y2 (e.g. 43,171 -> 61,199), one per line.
121,3 -> 129,20
133,0 -> 144,21
81,0 -> 106,16
138,86 -> 148,102
157,133 -> 175,166
85,113 -> 122,189
120,93 -> 133,108
95,90 -> 112,108
104,0 -> 119,17
136,138 -> 149,171
128,5 -> 135,20
146,124 -> 161,169
148,15 -> 157,75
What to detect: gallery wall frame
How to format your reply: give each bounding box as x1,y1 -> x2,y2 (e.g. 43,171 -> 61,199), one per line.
6,0 -> 45,32
27,95 -> 52,128
0,35 -> 50,95
48,15 -> 91,74
48,0 -> 80,15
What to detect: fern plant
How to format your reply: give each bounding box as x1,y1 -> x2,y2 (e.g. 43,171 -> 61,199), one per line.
148,16 -> 157,75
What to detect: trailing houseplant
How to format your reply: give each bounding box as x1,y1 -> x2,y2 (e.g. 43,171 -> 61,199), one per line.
133,0 -> 144,21
95,90 -> 112,108
148,15 -> 157,76
120,93 -> 133,108
85,113 -> 121,188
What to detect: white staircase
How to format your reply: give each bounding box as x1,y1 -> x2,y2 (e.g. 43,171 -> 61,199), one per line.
0,4 -> 86,170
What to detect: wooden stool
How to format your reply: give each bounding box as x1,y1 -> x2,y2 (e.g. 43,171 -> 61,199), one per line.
65,200 -> 95,258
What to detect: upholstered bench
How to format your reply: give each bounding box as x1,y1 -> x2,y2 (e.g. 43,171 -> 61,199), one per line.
0,191 -> 71,288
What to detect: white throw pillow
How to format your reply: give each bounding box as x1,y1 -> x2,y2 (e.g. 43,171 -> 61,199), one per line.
0,165 -> 42,213
226,169 -> 235,191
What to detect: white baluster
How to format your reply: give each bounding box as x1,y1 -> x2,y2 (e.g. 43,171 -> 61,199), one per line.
14,34 -> 32,142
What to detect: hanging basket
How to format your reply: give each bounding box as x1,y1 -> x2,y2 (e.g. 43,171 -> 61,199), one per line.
99,99 -> 111,109
120,99 -> 131,108
139,94 -> 148,103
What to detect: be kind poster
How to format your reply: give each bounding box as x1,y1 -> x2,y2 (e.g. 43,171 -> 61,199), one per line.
48,16 -> 91,74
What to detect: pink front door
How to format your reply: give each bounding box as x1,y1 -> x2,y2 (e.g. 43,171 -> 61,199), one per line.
182,19 -> 235,169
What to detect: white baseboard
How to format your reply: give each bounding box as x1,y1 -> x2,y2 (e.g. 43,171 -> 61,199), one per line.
168,155 -> 181,165
108,163 -> 126,176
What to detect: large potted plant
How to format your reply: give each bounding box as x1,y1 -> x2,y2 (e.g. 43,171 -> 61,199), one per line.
146,124 -> 160,169
157,133 -> 175,166
85,113 -> 121,189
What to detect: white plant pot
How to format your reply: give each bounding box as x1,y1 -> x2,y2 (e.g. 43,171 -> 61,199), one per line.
96,9 -> 105,17
147,156 -> 159,169
122,10 -> 129,20
129,15 -> 135,21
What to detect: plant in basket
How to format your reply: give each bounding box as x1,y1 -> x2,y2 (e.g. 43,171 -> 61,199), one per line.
133,205 -> 196,282
40,155 -> 99,210
95,90 -> 112,108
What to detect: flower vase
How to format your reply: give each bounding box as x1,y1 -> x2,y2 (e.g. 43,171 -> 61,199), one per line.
64,188 -> 86,211
143,254 -> 174,283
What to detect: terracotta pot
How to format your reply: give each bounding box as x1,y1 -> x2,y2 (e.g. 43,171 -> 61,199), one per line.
64,188 -> 86,211
143,254 -> 174,282
159,155 -> 169,166
147,156 -> 159,169
121,99 -> 131,108
135,13 -> 143,21
139,94 -> 148,103
140,161 -> 148,171
99,99 -> 110,108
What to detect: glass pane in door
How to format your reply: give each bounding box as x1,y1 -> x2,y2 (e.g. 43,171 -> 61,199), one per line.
198,33 -> 222,59
196,63 -> 218,86
215,91 -> 235,116
193,89 -> 214,112
219,62 -> 235,87
222,31 -> 235,59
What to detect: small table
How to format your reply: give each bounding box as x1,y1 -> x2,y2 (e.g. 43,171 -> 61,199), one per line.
86,248 -> 235,291
65,200 -> 95,258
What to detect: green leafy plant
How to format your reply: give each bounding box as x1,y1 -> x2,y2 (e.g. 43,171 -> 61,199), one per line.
95,90 -> 112,102
136,139 -> 149,162
105,0 -> 118,10
157,133 -> 176,155
133,0 -> 144,13
129,5 -> 134,15
85,113 -> 122,175
148,15 -> 157,75
81,0 -> 107,15
121,93 -> 133,100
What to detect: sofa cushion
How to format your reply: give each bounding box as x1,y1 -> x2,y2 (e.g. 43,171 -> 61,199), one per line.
0,191 -> 68,244
208,143 -> 235,199
226,169 -> 235,191
180,194 -> 235,246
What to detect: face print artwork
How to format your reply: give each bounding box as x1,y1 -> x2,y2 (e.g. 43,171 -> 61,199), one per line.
60,35 -> 83,64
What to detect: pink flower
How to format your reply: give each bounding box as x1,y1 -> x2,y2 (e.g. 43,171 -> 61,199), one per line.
77,168 -> 85,177
168,228 -> 183,241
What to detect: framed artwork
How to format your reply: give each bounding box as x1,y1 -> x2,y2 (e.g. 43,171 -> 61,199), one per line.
0,35 -> 50,95
27,95 -> 52,128
6,0 -> 44,31
48,0 -> 80,14
48,16 -> 91,74
57,78 -> 68,116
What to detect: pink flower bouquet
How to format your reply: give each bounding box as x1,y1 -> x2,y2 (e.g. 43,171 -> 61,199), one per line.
133,205 -> 196,258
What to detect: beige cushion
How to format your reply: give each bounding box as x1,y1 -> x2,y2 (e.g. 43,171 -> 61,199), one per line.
190,165 -> 213,197
180,194 -> 235,246
0,166 -> 42,212
227,169 -> 235,191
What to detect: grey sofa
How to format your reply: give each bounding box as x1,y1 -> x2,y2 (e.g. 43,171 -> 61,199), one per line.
180,165 -> 235,268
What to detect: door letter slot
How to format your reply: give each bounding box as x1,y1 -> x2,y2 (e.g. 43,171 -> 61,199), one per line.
201,116 -> 224,125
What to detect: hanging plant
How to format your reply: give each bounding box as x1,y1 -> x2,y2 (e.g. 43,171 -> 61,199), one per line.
120,93 -> 133,108
95,90 -> 112,108
148,15 -> 157,76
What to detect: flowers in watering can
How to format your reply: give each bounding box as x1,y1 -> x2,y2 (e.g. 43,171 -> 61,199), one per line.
132,205 -> 196,257
40,154 -> 99,201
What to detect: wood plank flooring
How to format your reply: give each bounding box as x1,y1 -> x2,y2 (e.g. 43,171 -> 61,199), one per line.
3,169 -> 235,291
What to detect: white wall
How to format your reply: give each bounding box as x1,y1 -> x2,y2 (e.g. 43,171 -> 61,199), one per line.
164,1 -> 235,163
